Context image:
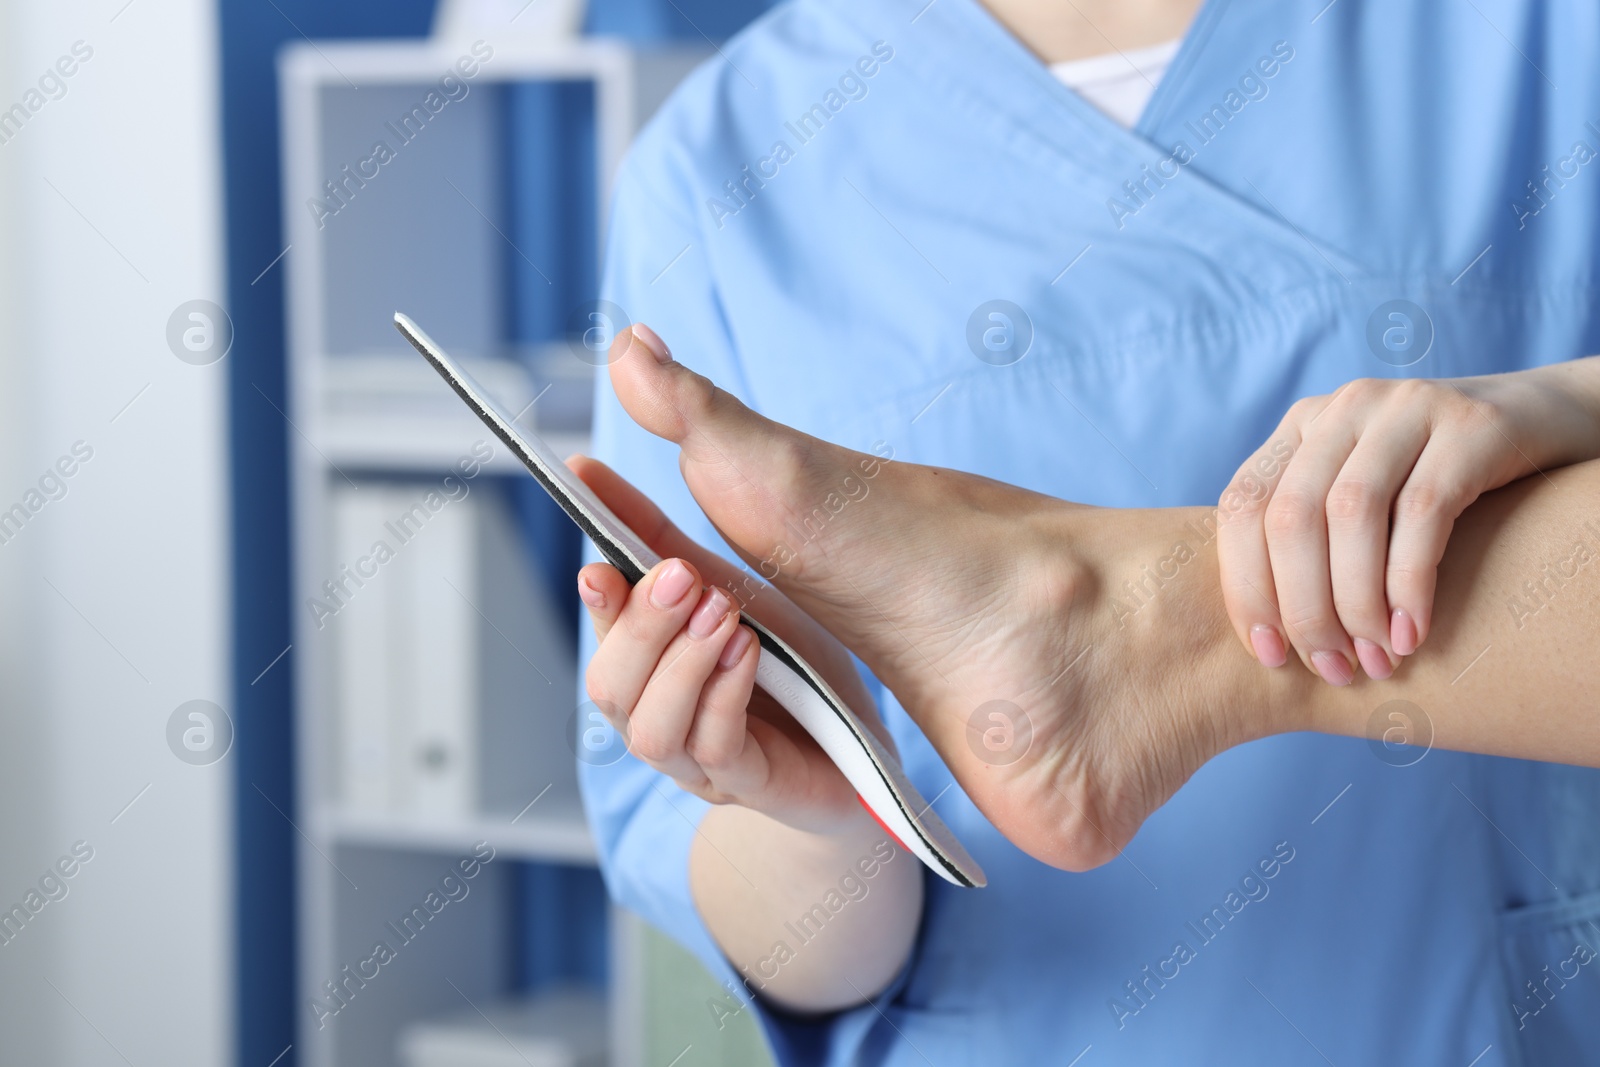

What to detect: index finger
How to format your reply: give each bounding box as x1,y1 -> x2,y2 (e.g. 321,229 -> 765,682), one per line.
566,454 -> 884,733
566,454 -> 754,597
1215,403 -> 1322,666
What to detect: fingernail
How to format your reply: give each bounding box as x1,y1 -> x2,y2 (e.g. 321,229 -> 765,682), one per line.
688,588 -> 731,638
631,323 -> 671,363
1354,638 -> 1393,681
650,560 -> 695,609
1249,625 -> 1287,668
718,626 -> 754,669
1311,651 -> 1354,687
577,575 -> 605,611
1390,609 -> 1418,656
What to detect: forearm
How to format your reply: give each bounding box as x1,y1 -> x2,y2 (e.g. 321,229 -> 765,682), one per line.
1296,457 -> 1600,760
689,803 -> 924,1013
1198,459 -> 1600,763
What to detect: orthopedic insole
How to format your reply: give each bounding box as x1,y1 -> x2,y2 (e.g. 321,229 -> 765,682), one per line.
395,313 -> 985,888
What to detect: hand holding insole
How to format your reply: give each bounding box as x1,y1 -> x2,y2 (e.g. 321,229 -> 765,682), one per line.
395,313 -> 985,887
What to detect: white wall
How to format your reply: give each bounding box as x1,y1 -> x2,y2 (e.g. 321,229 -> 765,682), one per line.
0,1 -> 233,1064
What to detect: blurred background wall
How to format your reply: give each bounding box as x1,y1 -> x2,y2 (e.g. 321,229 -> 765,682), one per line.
0,1 -> 232,1065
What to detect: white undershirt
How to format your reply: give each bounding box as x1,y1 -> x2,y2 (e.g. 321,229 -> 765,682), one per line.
1049,39 -> 1181,128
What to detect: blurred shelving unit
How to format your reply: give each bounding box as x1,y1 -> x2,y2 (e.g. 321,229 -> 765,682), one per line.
279,35 -> 772,1067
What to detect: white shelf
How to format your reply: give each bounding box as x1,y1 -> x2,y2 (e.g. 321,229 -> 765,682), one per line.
280,36 -> 707,1067
319,802 -> 597,865
280,36 -> 635,87
315,351 -> 592,473
319,413 -> 591,475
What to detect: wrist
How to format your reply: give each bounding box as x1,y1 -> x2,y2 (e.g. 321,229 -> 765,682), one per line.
747,788 -> 879,841
692,801 -> 924,1014
733,793 -> 888,851
1548,354 -> 1600,425
1490,357 -> 1600,467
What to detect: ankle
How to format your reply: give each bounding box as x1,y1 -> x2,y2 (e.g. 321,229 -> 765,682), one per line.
1079,506 -> 1296,758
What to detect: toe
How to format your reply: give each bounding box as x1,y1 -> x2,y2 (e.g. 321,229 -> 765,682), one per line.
605,323 -> 924,678
608,323 -> 771,464
607,323 -> 845,558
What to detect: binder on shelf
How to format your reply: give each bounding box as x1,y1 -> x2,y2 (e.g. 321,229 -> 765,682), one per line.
331,480 -> 576,822
333,485 -> 399,812
395,482 -> 478,818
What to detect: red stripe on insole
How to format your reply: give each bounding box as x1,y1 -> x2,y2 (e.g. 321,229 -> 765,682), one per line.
857,793 -> 910,854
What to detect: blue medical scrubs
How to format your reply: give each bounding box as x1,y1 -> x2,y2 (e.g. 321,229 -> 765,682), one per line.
579,0 -> 1600,1062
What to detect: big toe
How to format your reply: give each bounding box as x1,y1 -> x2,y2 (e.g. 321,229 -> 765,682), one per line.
607,324 -> 846,555
611,326 -> 832,511
607,324 -> 769,462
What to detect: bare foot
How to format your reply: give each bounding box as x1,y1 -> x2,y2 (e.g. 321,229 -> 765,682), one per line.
603,326 -> 1282,871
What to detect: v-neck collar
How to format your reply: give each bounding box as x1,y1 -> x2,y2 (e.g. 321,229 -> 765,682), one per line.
889,0 -> 1235,167
826,0 -> 1366,286
1133,0 -> 1234,135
